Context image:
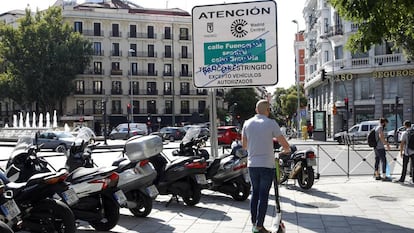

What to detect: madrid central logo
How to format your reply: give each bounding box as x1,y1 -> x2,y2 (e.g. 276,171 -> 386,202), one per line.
231,19 -> 248,38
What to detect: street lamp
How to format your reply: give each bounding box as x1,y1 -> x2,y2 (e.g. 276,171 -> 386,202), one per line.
128,48 -> 135,123
292,19 -> 301,138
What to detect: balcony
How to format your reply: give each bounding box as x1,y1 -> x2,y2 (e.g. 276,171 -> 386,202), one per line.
163,90 -> 172,95
83,30 -> 104,37
145,89 -> 159,95
136,51 -> 157,58
162,52 -> 174,58
180,72 -> 193,77
162,33 -> 173,40
163,71 -> 174,77
179,53 -> 192,59
110,69 -> 123,75
179,35 -> 191,41
135,32 -> 157,39
93,50 -> 104,56
128,89 -> 139,95
82,69 -> 105,75
111,89 -> 123,95
129,70 -> 157,76
110,50 -> 122,57
110,31 -> 122,38
73,89 -> 106,95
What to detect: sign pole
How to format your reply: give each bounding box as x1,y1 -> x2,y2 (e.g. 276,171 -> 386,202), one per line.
210,89 -> 218,158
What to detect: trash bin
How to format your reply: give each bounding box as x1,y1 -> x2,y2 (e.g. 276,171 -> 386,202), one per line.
302,125 -> 308,140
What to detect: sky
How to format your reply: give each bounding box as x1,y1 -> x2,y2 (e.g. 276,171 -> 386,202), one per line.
1,0 -> 306,93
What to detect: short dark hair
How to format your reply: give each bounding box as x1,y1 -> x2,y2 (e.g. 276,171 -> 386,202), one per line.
404,120 -> 411,127
379,117 -> 388,124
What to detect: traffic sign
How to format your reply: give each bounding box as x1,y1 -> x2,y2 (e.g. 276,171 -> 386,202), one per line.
192,0 -> 278,88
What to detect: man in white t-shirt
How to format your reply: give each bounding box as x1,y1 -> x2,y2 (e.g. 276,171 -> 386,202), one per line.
396,120 -> 414,183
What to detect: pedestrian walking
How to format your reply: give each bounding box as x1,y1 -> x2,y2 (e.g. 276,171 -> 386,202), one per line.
396,120 -> 414,183
374,117 -> 391,181
242,100 -> 290,233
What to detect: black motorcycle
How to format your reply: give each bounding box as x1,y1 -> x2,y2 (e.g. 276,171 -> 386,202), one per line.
277,145 -> 317,190
173,128 -> 251,201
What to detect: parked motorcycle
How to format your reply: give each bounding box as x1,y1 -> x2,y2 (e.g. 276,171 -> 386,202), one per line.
2,138 -> 77,233
110,135 -> 162,217
0,178 -> 18,233
173,128 -> 251,201
276,145 -> 317,189
149,136 -> 208,206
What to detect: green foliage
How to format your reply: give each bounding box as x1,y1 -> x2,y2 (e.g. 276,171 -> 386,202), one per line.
271,85 -> 307,126
329,0 -> 414,58
0,7 -> 93,112
224,88 -> 259,122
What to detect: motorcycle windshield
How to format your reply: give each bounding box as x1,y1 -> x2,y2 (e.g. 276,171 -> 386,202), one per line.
182,127 -> 201,145
74,127 -> 96,143
11,136 -> 36,158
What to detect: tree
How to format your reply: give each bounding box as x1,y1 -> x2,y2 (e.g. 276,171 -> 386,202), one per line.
271,85 -> 307,127
0,7 -> 93,113
329,0 -> 414,58
224,88 -> 259,122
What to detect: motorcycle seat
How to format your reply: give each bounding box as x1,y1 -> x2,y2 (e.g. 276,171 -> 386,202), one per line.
165,157 -> 193,170
206,159 -> 221,179
66,167 -> 100,182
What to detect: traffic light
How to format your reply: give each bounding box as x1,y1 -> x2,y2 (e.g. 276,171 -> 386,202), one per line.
321,69 -> 327,81
344,97 -> 349,111
395,96 -> 400,105
127,103 -> 131,114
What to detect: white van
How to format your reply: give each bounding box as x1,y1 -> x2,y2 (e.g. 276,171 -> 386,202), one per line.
334,120 -> 379,143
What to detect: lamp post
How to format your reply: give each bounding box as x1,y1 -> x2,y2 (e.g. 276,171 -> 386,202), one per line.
128,48 -> 135,123
292,19 -> 301,138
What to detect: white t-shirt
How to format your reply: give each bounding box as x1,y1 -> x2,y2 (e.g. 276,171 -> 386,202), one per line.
242,114 -> 282,168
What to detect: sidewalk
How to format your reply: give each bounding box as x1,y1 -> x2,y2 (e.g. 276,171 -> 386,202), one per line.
76,175 -> 414,233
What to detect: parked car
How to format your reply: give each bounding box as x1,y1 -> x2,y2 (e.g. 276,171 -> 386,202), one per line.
334,120 -> 379,144
183,125 -> 210,140
155,127 -> 186,142
387,126 -> 408,143
109,126 -> 146,140
217,126 -> 241,145
36,131 -> 76,152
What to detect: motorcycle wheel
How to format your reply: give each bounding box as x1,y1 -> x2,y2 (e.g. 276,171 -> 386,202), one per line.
297,167 -> 314,190
182,182 -> 201,206
128,191 -> 153,217
0,221 -> 13,233
89,196 -> 120,231
231,180 -> 251,201
25,199 -> 76,233
279,168 -> 289,184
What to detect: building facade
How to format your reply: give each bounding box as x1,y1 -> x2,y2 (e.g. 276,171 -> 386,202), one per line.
302,0 -> 414,138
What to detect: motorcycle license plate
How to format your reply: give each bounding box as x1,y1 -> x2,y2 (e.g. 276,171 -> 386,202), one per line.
146,185 -> 159,198
62,188 -> 79,206
195,174 -> 207,185
1,199 -> 20,220
307,158 -> 316,166
113,190 -> 127,206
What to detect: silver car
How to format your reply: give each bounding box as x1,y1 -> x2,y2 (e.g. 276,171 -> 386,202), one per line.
36,131 -> 76,152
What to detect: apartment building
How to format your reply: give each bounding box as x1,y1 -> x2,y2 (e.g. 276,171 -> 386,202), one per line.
302,0 -> 414,138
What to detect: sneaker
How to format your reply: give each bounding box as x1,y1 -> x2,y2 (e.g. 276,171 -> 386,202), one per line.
375,176 -> 382,180
255,227 -> 271,233
382,177 -> 392,182
392,179 -> 404,183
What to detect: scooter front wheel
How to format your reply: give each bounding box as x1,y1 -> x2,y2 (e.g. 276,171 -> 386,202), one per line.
182,182 -> 201,206
128,191 -> 153,217
89,195 -> 120,231
231,179 -> 250,201
297,167 -> 314,190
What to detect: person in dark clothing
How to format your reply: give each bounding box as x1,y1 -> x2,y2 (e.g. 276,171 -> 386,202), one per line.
374,118 -> 391,181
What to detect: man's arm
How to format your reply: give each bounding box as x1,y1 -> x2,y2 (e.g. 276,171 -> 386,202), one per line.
242,136 -> 248,150
276,135 -> 290,154
379,128 -> 390,150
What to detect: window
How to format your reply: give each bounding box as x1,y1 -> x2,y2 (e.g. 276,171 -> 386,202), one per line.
111,81 -> 122,94
335,45 -> 343,59
75,80 -> 84,94
93,100 -> 103,114
148,63 -> 155,75
180,82 -> 190,95
112,23 -> 119,37
93,42 -> 102,56
74,21 -> 82,33
147,25 -> 154,38
164,64 -> 172,76
76,100 -> 84,115
131,63 -> 138,75
324,18 -> 329,33
324,50 -> 329,63
112,43 -> 120,56
198,100 -> 206,113
132,100 -> 139,114
165,100 -> 172,114
147,82 -> 157,95
179,28 -> 189,40
181,46 -> 188,58
355,77 -> 374,100
93,22 -> 101,36
148,44 -> 154,57
130,81 -> 139,95
181,100 -> 190,114
147,100 -> 156,114
129,44 -> 137,56
181,64 -> 189,76
351,51 -> 369,59
93,81 -> 103,94
112,62 -> 120,71
164,26 -> 171,39
165,45 -> 172,58
129,25 -> 137,38
164,82 -> 172,95
383,78 -> 401,99
112,100 -> 121,114
94,62 -> 102,74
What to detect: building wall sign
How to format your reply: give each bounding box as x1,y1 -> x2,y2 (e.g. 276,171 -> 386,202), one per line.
192,1 -> 278,88
373,69 -> 414,78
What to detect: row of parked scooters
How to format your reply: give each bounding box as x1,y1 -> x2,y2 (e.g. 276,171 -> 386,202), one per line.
0,127 -> 251,232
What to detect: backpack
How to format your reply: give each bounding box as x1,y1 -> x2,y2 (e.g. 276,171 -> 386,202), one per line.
407,129 -> 414,150
367,128 -> 377,147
